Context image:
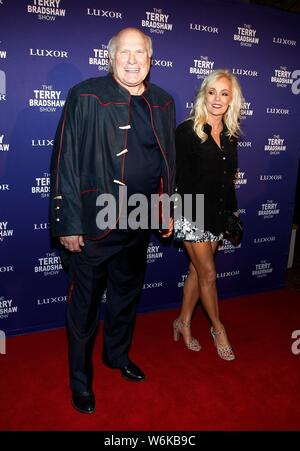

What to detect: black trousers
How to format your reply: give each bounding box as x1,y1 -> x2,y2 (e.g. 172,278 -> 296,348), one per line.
66,229 -> 150,392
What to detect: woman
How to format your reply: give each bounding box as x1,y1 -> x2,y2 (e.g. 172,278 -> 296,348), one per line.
173,69 -> 243,360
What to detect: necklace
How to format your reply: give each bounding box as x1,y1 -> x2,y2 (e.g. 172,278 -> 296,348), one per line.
211,124 -> 223,135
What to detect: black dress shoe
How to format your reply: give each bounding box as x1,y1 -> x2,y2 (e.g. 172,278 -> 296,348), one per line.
71,390 -> 96,414
119,361 -> 146,382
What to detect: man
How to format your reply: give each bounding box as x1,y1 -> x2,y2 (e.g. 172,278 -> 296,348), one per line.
50,27 -> 176,414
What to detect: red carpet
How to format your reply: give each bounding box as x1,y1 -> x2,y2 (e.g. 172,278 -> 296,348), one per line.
1,288 -> 300,431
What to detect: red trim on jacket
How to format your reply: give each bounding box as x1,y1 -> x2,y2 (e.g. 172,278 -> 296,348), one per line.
151,100 -> 173,110
85,98 -> 131,241
67,281 -> 75,304
55,104 -> 68,197
79,93 -> 128,106
81,189 -> 99,195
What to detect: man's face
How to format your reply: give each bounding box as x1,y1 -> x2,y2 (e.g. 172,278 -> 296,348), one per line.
111,29 -> 151,94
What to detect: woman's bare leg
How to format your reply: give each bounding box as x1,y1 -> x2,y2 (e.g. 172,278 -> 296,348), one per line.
182,241 -> 232,349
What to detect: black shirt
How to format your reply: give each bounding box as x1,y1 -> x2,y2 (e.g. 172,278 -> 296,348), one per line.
125,95 -> 162,198
175,119 -> 238,235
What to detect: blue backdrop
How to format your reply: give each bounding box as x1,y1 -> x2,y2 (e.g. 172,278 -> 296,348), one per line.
1,0 -> 300,335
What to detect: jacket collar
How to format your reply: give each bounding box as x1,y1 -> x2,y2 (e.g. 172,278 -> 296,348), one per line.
108,72 -> 150,99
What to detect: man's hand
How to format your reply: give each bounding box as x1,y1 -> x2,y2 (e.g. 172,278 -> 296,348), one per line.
159,217 -> 174,238
60,235 -> 85,252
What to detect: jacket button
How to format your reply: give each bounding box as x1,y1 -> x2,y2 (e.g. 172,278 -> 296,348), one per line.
223,156 -> 226,160
56,218 -> 60,222
224,170 -> 227,174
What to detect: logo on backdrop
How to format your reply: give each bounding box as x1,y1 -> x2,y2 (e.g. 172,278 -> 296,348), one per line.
29,85 -> 65,112
178,274 -> 188,288
190,23 -> 218,34
0,41 -> 7,59
37,294 -> 67,306
219,239 -> 241,254
266,107 -> 289,115
29,48 -> 68,58
0,70 -> 6,101
273,36 -> 296,46
271,67 -> 294,88
0,221 -> 13,242
0,134 -> 9,152
31,172 -> 50,198
89,44 -> 109,72
27,0 -> 66,21
234,169 -> 247,189
232,67 -> 258,77
143,281 -> 163,290
240,99 -> 254,119
253,236 -> 276,244
189,56 -> 215,79
0,265 -> 14,273
34,252 -> 63,276
258,200 -> 280,219
233,24 -> 259,47
87,8 -> 122,19
291,70 -> 300,95
33,222 -> 50,231
0,296 -> 18,319
237,140 -> 252,149
151,57 -> 173,69
0,183 -> 10,192
217,270 -> 240,279
252,260 -> 273,278
186,101 -> 194,111
264,135 -> 286,155
141,8 -> 173,34
31,138 -> 53,149
259,174 -> 283,182
147,242 -> 163,264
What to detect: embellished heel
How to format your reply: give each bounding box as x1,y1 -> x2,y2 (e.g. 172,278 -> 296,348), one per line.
173,318 -> 201,352
173,321 -> 180,341
210,326 -> 235,361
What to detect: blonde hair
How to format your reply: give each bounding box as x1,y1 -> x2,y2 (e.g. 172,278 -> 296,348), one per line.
190,69 -> 243,142
107,28 -> 153,73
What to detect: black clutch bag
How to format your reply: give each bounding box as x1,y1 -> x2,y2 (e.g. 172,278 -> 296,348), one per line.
225,212 -> 243,246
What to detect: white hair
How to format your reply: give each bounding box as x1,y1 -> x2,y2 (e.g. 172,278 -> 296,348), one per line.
107,28 -> 153,73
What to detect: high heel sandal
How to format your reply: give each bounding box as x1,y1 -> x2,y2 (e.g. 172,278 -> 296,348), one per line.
210,326 -> 235,361
173,318 -> 202,352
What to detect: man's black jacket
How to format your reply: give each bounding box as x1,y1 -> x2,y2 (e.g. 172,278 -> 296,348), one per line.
50,74 -> 176,239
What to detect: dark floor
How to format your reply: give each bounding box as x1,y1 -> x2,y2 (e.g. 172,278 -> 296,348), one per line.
285,227 -> 300,293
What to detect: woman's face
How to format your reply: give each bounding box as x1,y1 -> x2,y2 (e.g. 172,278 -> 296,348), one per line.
205,76 -> 232,118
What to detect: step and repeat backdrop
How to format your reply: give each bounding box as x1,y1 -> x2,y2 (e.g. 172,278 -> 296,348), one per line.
1,0 -> 300,335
